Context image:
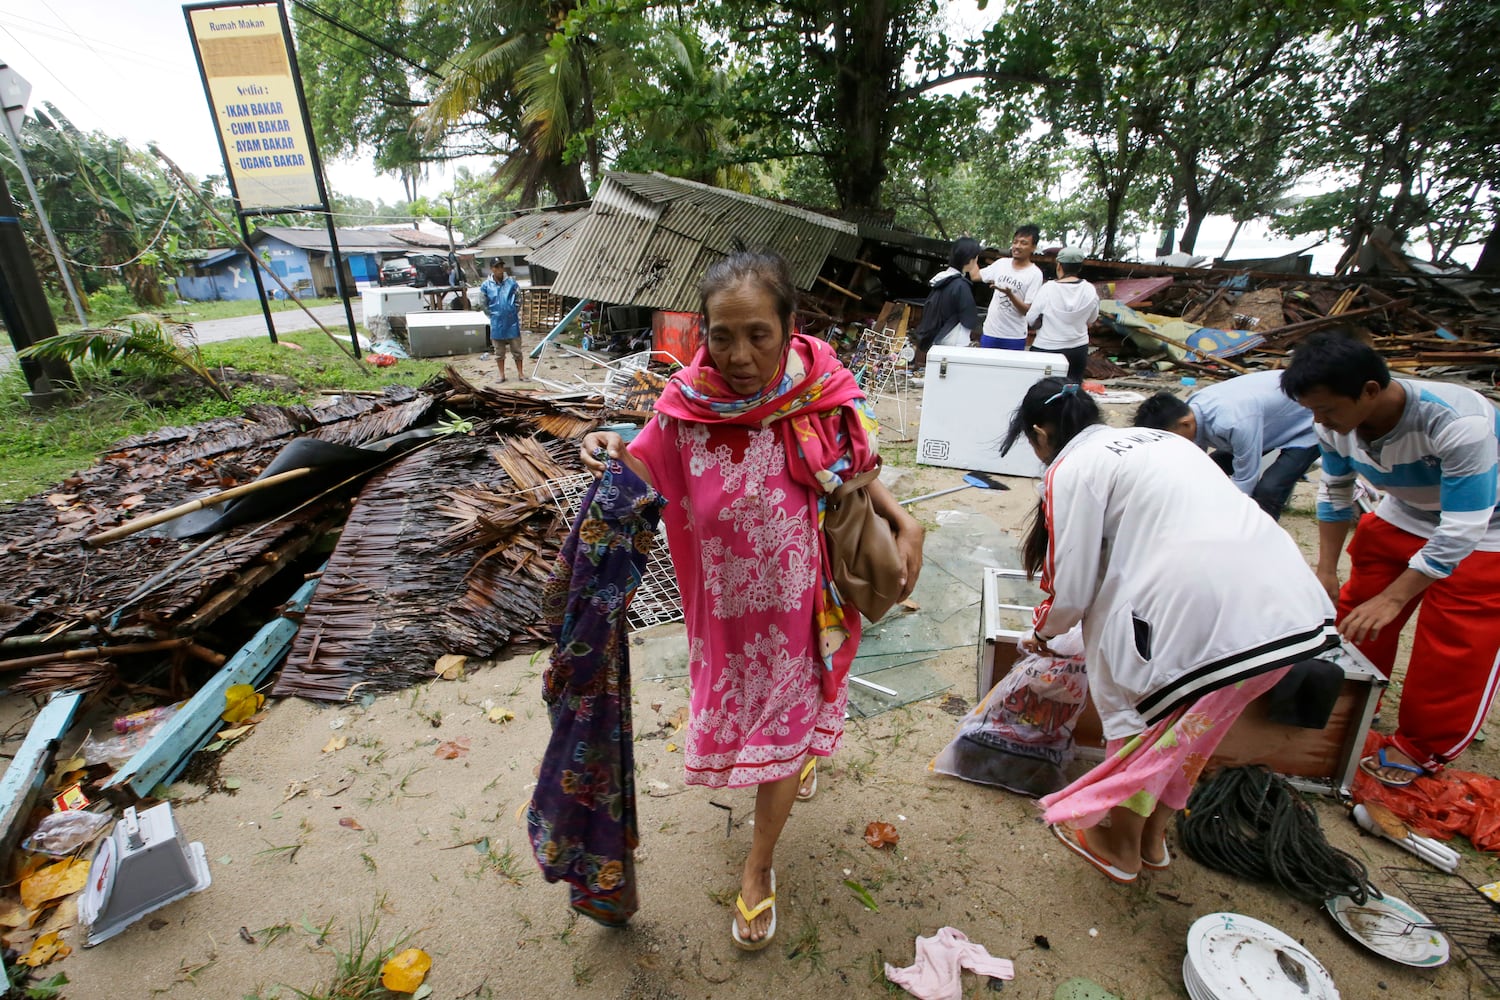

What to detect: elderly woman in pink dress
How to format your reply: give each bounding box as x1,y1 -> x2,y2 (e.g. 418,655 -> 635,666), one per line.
582,251 -> 924,950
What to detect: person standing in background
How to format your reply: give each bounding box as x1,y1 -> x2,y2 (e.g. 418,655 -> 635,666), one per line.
1025,246 -> 1098,383
909,237 -> 982,369
480,260 -> 523,383
978,224 -> 1045,351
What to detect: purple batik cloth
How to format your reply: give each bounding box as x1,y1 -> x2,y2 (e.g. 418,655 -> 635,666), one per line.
526,459 -> 661,926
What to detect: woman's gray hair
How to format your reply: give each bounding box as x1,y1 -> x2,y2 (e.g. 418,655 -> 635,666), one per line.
698,251 -> 798,338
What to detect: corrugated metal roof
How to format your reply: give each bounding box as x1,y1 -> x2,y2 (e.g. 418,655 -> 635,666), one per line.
548,173 -> 865,311
252,226 -> 407,252
465,207 -> 592,257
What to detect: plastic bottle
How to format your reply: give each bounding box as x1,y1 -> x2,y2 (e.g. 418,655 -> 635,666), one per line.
112,701 -> 185,734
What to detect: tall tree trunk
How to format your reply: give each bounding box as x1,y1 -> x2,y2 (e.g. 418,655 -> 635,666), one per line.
1475,212 -> 1500,276
827,4 -> 900,211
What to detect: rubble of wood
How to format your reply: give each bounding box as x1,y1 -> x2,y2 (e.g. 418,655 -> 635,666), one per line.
1079,257 -> 1500,384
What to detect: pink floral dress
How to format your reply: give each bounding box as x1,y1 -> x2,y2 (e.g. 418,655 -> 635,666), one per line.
630,414 -> 848,788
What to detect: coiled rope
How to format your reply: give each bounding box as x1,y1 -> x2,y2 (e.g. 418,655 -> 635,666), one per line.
1178,765 -> 1379,905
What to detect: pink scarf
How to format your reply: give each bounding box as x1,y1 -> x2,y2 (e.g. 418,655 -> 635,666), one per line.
654,333 -> 876,699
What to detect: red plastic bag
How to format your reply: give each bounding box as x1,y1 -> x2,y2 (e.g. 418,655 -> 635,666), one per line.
1353,731 -> 1500,851
368,353 -> 398,367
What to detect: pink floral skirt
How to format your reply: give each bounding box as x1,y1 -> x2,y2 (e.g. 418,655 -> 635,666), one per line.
1040,667 -> 1291,829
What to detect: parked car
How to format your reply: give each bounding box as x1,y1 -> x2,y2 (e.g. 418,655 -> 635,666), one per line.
380,254 -> 451,286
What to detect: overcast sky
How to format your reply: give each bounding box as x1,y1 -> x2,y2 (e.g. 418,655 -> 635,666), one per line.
0,0 -> 425,204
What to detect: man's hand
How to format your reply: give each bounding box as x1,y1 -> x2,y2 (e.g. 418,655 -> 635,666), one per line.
1019,631 -> 1056,657
1339,592 -> 1406,645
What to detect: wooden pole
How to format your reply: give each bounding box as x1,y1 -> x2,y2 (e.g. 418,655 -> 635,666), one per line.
84,467 -> 312,548
0,638 -> 193,673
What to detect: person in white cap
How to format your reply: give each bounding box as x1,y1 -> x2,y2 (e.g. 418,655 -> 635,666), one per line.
1025,246 -> 1098,383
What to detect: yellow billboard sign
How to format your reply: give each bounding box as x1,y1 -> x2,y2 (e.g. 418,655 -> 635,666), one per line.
186,2 -> 321,212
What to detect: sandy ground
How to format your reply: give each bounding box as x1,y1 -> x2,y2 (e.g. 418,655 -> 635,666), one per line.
12,348 -> 1500,999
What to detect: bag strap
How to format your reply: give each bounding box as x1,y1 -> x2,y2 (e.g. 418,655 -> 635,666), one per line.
828,458 -> 883,504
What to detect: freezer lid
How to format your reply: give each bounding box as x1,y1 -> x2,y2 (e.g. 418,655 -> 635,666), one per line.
927,345 -> 1068,371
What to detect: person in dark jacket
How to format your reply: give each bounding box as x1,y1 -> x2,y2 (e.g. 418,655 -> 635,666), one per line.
910,237 -> 982,369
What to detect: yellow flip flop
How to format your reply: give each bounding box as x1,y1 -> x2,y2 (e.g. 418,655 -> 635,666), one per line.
796,757 -> 817,802
730,869 -> 776,951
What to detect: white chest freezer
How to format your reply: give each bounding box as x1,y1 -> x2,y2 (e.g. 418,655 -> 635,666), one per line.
916,346 -> 1067,477
360,287 -> 424,319
404,310 -> 489,357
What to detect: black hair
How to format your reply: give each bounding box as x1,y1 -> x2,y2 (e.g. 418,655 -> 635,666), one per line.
1280,331 -> 1391,401
699,250 -> 798,340
1059,260 -> 1084,277
1134,391 -> 1192,429
1000,377 -> 1104,578
948,237 -> 982,270
1013,224 -> 1041,245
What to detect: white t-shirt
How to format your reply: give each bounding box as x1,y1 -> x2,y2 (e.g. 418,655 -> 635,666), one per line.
978,259 -> 1044,343
1026,278 -> 1099,351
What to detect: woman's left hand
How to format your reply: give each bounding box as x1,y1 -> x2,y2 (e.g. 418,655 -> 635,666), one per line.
892,517 -> 925,602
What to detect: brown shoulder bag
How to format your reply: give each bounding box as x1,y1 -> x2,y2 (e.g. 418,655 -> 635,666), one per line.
823,461 -> 905,622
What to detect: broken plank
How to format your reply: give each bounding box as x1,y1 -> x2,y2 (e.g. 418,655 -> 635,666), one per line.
0,692 -> 83,859
103,574 -> 321,798
1258,298 -> 1413,345
816,275 -> 863,301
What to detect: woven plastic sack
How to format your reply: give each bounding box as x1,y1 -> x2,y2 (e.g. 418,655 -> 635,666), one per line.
932,626 -> 1087,797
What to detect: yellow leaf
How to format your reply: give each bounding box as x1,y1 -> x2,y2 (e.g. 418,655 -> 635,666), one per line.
435,654 -> 467,681
215,725 -> 252,741
664,742 -> 678,753
20,859 -> 89,911
667,706 -> 689,730
485,707 -> 514,724
17,931 -> 70,967
0,898 -> 32,929
380,947 -> 432,992
223,684 -> 264,724
322,736 -> 348,754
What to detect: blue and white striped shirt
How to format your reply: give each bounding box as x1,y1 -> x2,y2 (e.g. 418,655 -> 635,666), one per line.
1316,379 -> 1500,578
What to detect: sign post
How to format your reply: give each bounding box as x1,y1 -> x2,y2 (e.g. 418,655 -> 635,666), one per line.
183,0 -> 358,355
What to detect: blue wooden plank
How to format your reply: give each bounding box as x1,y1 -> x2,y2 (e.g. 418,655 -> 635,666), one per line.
0,691 -> 84,865
528,297 -> 588,359
103,576 -> 321,798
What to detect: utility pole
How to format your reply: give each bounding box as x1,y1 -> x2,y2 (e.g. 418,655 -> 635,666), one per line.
0,166 -> 72,407
1,61 -> 88,328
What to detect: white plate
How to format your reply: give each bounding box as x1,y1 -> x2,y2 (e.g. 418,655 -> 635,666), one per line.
1326,894 -> 1450,968
1182,954 -> 1213,1000
1187,913 -> 1340,1000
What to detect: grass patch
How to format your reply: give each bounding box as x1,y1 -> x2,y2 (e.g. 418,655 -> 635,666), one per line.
0,331 -> 446,504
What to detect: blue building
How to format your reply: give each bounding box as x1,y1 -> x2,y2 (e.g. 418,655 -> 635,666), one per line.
173,227 -> 406,302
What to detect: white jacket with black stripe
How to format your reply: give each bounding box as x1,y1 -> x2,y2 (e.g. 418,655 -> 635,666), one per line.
1032,424 -> 1338,741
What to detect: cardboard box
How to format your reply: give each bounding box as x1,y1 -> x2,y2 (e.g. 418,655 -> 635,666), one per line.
975,567 -> 1385,795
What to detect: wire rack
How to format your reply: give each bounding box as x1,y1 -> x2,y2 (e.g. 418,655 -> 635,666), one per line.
543,473 -> 683,631
1382,865 -> 1500,987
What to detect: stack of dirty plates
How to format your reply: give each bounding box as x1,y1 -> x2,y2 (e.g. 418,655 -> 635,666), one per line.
1184,913 -> 1340,999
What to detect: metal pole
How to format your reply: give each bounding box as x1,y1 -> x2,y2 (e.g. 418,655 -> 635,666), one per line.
238,215 -> 277,344
278,0 -> 359,357
0,107 -> 87,328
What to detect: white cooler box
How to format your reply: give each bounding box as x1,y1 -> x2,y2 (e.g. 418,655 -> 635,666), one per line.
917,347 -> 1068,477
404,311 -> 489,358
360,286 -> 424,319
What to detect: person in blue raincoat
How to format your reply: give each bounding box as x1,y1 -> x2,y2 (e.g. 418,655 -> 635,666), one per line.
481,260 -> 523,382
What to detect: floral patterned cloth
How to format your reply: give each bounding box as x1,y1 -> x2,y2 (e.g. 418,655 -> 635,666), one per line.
526,460 -> 662,926
1039,666 -> 1291,829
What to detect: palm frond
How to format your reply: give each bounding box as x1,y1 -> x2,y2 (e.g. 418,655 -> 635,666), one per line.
19,316 -> 232,401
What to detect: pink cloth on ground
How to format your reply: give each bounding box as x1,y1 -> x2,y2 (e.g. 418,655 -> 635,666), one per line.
1040,666 -> 1291,828
630,414 -> 853,788
884,926 -> 1015,1000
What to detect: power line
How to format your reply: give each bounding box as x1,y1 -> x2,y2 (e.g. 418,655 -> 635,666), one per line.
1,10 -> 178,72
0,24 -> 108,122
289,0 -> 444,80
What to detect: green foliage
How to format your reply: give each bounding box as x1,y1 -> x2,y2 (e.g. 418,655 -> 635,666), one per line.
84,285 -> 141,324
20,316 -> 232,401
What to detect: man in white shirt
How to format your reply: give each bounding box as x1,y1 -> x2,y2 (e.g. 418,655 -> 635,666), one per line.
1025,246 -> 1098,383
978,224 -> 1045,351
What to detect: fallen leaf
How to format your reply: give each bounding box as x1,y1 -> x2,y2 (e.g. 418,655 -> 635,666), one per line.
16,931 -> 69,967
485,707 -> 514,724
434,738 -> 470,760
0,898 -> 31,928
434,654 -> 467,681
222,777 -> 242,790
322,736 -> 348,753
664,742 -> 678,753
667,706 -> 689,730
380,947 -> 432,992
216,725 -> 252,741
863,821 -> 899,850
844,879 -> 880,912
338,817 -> 364,831
222,684 -> 264,724
20,860 -> 89,911
120,494 -> 147,510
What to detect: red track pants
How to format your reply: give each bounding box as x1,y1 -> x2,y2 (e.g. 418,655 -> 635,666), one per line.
1340,514 -> 1500,771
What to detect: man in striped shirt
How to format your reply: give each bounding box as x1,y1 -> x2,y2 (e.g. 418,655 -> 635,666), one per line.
1283,333 -> 1500,786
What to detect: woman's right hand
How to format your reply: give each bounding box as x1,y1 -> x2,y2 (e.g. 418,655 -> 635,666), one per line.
580,431 -> 625,478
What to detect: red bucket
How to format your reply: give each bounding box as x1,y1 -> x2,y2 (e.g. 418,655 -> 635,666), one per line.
652,310 -> 702,366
